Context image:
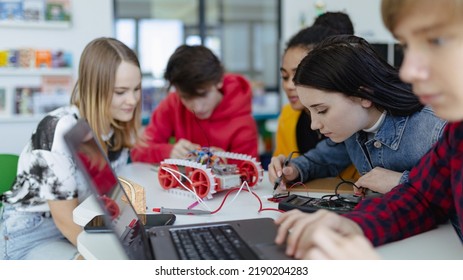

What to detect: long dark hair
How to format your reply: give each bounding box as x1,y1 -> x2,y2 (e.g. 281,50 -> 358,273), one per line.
313,11 -> 355,35
293,35 -> 422,116
284,25 -> 339,53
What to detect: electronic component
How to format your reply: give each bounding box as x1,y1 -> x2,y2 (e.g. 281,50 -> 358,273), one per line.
278,194 -> 358,214
267,192 -> 290,203
158,149 -> 263,199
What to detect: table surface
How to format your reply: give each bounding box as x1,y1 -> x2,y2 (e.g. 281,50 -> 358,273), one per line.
73,163 -> 463,260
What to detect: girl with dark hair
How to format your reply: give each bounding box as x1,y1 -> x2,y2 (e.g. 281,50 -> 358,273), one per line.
275,25 -> 339,157
275,25 -> 359,180
269,35 -> 446,195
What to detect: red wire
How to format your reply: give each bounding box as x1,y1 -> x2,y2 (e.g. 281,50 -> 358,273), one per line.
210,187 -> 284,214
287,181 -> 310,195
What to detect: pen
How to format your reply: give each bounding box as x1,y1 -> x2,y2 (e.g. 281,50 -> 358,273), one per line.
273,177 -> 282,191
273,156 -> 292,191
152,207 -> 211,215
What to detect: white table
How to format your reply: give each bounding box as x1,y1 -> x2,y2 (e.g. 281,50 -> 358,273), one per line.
73,163 -> 463,260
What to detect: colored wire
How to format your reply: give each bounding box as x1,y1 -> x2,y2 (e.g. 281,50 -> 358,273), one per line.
226,180 -> 252,206
210,186 -> 283,214
335,174 -> 364,196
162,166 -> 193,184
287,181 -> 309,196
161,166 -> 212,211
161,165 -> 282,214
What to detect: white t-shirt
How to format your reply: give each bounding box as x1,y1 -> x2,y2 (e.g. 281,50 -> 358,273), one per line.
5,105 -> 129,212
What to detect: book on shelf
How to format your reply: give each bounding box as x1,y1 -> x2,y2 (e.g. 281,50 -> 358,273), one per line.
41,75 -> 72,95
0,0 -> 23,21
0,87 -> 7,116
45,0 -> 70,22
14,86 -> 41,115
18,48 -> 35,68
0,50 -> 8,67
51,49 -> 72,68
35,49 -> 52,68
23,0 -> 45,21
8,49 -> 19,67
32,90 -> 68,114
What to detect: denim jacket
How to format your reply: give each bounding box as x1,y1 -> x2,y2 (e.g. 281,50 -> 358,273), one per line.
291,106 -> 446,184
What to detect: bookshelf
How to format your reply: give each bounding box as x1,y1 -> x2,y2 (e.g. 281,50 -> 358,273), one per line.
0,0 -> 113,154
0,0 -> 74,121
0,46 -> 74,118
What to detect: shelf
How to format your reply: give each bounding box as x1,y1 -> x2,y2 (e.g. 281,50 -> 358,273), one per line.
0,115 -> 44,124
0,20 -> 71,29
0,68 -> 73,76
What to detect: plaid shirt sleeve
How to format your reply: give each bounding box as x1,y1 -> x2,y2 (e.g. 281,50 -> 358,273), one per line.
343,122 -> 463,246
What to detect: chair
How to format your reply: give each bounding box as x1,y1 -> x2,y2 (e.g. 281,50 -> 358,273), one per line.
0,154 -> 19,208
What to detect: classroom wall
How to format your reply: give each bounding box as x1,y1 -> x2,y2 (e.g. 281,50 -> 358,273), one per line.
0,0 -> 113,154
281,0 -> 395,43
1,0 -> 395,155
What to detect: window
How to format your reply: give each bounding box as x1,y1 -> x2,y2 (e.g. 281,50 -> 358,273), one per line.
138,19 -> 183,78
114,0 -> 281,90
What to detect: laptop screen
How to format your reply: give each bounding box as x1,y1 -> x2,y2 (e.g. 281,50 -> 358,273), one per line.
64,119 -> 151,260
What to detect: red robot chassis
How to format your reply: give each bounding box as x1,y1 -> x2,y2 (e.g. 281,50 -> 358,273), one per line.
157,149 -> 264,199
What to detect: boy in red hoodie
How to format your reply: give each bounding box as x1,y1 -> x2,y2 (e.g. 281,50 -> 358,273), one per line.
131,45 -> 258,164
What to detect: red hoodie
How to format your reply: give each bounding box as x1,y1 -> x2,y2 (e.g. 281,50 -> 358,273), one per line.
131,74 -> 258,163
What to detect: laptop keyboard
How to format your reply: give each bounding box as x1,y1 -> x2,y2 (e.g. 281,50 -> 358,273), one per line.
170,225 -> 258,260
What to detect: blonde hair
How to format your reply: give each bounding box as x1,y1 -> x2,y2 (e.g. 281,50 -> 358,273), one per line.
382,0 -> 463,32
71,37 -> 142,152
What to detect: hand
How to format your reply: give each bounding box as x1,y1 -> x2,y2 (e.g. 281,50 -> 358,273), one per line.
170,139 -> 200,159
354,167 -> 403,194
268,154 -> 300,188
274,209 -> 363,259
304,226 -> 380,260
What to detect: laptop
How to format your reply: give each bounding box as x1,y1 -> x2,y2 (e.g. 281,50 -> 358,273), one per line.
64,119 -> 289,260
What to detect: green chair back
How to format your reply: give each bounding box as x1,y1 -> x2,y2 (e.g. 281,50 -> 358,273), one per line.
0,154 -> 19,207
